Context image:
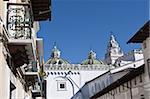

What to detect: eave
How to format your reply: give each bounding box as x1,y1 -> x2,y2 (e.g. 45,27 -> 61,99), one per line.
31,0 -> 51,21
127,20 -> 150,43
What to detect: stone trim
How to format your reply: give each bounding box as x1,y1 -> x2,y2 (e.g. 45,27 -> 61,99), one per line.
45,64 -> 110,71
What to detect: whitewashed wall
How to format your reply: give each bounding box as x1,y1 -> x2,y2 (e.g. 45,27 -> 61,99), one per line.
45,68 -> 108,99
0,43 -> 10,98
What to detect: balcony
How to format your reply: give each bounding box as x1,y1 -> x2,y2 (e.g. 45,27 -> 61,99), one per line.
30,76 -> 47,98
20,61 -> 39,87
6,3 -> 36,68
31,80 -> 47,98
7,3 -> 32,40
32,82 -> 42,98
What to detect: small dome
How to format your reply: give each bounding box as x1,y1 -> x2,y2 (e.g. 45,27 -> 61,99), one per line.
81,59 -> 104,65
45,46 -> 70,65
81,50 -> 104,65
46,58 -> 70,65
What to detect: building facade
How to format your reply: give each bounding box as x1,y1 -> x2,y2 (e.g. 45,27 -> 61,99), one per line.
71,61 -> 144,99
45,34 -> 144,99
70,33 -> 144,99
128,20 -> 150,99
45,46 -> 110,99
0,0 -> 51,99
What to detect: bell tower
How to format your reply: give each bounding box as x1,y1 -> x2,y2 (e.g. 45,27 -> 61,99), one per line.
105,34 -> 123,65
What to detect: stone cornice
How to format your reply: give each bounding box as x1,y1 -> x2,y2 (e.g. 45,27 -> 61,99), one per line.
45,64 -> 110,71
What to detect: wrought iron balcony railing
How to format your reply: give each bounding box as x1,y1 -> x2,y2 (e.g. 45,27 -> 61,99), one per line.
7,3 -> 33,39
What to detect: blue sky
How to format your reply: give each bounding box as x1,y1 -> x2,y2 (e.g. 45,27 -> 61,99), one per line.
38,0 -> 149,63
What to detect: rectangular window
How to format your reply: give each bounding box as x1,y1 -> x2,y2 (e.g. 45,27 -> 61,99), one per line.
143,41 -> 146,49
140,75 -> 143,83
147,59 -> 150,79
127,82 -> 129,88
134,78 -> 137,85
60,84 -> 65,89
57,81 -> 67,91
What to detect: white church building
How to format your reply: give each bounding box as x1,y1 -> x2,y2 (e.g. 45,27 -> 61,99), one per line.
44,35 -> 144,99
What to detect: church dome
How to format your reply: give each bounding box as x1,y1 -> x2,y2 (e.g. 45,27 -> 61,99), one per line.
45,46 -> 70,65
81,50 -> 105,65
46,58 -> 70,65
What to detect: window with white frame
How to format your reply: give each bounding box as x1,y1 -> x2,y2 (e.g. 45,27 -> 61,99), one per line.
57,81 -> 67,91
